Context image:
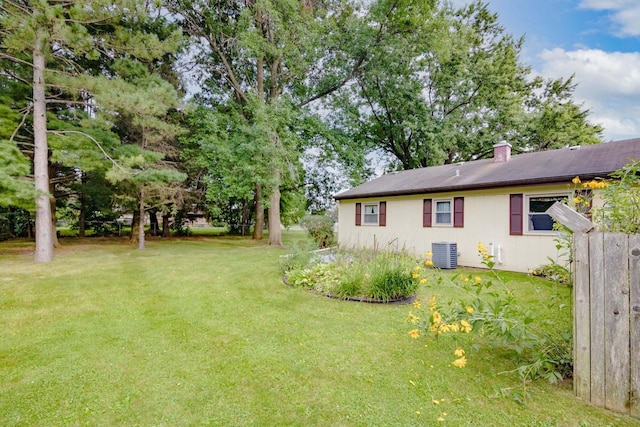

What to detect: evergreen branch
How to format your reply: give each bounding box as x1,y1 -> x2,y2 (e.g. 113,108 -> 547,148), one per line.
10,104 -> 32,144
0,52 -> 33,68
47,130 -> 131,175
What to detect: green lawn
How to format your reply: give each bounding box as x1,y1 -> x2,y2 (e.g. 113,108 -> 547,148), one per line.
0,233 -> 638,426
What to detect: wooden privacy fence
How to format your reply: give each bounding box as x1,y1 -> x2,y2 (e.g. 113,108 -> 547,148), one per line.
548,203 -> 640,418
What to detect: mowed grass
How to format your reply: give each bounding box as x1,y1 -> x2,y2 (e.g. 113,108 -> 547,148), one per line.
0,233 -> 638,426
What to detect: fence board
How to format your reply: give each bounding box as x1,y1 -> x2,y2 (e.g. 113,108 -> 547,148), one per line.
574,232 -> 591,400
630,234 -> 640,418
589,232 -> 606,407
603,233 -> 629,413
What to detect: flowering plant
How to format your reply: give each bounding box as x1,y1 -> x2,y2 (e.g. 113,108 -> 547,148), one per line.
407,245 -> 572,385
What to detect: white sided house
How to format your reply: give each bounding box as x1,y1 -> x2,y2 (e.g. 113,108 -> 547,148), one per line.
334,138 -> 640,273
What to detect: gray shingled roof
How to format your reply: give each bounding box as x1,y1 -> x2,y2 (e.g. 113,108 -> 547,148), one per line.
334,138 -> 640,200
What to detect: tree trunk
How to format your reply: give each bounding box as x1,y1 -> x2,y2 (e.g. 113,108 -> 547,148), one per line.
149,210 -> 159,236
49,163 -> 60,248
33,30 -> 53,262
78,174 -> 86,237
130,209 -> 139,242
138,188 -> 145,250
253,183 -> 264,240
50,194 -> 60,248
268,169 -> 282,246
162,214 -> 170,237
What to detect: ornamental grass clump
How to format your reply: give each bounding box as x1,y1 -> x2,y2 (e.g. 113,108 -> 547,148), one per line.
408,245 -> 573,385
283,249 -> 420,301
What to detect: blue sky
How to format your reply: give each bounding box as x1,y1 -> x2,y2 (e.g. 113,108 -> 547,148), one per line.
456,0 -> 640,141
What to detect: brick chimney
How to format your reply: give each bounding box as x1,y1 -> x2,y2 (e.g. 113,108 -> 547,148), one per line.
493,141 -> 511,163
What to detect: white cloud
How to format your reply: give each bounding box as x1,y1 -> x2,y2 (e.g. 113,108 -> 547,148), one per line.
579,0 -> 640,36
539,48 -> 640,140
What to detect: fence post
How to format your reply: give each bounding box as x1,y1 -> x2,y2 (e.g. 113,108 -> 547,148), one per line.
630,234 -> 640,418
573,232 -> 590,400
603,233 -> 629,413
589,232 -> 606,407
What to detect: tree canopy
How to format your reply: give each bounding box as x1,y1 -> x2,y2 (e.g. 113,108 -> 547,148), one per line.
0,0 -> 605,256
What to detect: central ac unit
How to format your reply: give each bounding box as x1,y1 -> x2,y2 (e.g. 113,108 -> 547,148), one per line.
432,242 -> 457,269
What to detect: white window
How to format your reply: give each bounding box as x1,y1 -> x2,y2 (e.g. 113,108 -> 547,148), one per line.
527,194 -> 568,232
435,199 -> 452,225
363,203 -> 378,224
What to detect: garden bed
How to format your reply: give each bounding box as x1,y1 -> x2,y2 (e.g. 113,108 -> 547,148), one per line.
280,248 -> 422,303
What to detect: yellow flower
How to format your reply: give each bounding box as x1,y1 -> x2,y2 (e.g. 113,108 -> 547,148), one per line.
419,278 -> 428,284
429,295 -> 437,311
465,306 -> 474,313
432,311 -> 442,325
407,311 -> 420,324
412,272 -> 419,279
408,329 -> 420,339
474,276 -> 482,284
425,260 -> 434,267
452,356 -> 467,368
464,277 -> 470,283
454,347 -> 465,357
412,299 -> 421,309
437,417 -> 445,422
414,265 -> 422,271
572,176 -> 581,184
460,319 -> 472,333
573,197 -> 582,205
426,251 -> 433,258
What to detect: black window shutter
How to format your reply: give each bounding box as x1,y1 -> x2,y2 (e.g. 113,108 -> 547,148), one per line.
355,203 -> 362,226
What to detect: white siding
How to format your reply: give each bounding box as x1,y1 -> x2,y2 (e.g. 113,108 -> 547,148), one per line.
337,184 -> 587,273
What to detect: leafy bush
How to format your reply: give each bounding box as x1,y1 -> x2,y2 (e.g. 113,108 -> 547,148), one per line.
531,262 -> 571,286
370,269 -> 416,302
299,215 -> 335,248
283,249 -> 419,301
278,239 -> 318,273
408,245 -> 572,385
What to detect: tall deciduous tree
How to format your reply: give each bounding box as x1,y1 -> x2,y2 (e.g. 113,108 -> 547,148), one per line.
327,0 -> 602,172
0,0 -> 182,261
169,0 -> 359,246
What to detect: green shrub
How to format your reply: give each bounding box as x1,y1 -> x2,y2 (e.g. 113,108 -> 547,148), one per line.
278,239 -> 318,273
532,262 -> 571,286
283,249 -> 419,301
299,215 -> 335,248
370,269 -> 416,302
408,244 -> 573,385
334,274 -> 363,298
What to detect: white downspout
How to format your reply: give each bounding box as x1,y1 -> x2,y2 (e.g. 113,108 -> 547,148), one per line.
489,242 -> 503,264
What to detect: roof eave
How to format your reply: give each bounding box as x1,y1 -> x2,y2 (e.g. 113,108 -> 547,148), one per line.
334,172 -> 611,201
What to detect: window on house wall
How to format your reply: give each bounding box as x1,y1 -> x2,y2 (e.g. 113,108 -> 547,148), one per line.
435,199 -> 452,225
527,194 -> 569,232
424,198 -> 463,227
363,203 -> 379,224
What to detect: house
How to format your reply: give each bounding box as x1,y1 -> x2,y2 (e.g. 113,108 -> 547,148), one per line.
334,138 -> 640,272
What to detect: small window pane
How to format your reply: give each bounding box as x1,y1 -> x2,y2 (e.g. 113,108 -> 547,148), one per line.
363,204 -> 378,224
435,201 -> 451,224
528,195 -> 566,231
